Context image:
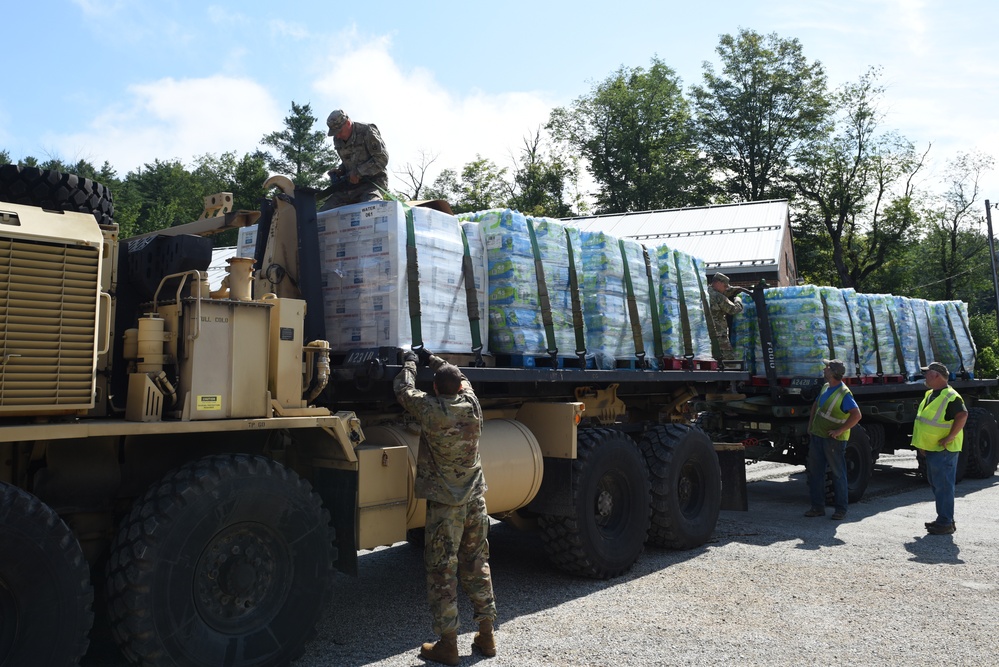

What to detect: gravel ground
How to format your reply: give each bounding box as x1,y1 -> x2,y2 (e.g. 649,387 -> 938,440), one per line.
84,452 -> 999,666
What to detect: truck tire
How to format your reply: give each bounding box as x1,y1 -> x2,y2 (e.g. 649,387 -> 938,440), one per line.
0,482 -> 94,667
825,425 -> 872,504
639,424 -> 721,549
865,423 -> 885,462
105,454 -> 334,667
962,407 -> 999,478
0,164 -> 114,225
538,428 -> 650,579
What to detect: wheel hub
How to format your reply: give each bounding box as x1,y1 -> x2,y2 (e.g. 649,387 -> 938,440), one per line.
195,523 -> 287,631
596,488 -> 614,518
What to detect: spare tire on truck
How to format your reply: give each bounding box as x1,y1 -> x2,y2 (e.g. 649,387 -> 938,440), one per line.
0,164 -> 114,225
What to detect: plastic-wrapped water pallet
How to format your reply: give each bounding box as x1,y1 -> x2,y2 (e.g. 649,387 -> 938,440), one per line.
466,209 -> 582,361
655,246 -> 713,361
580,231 -> 660,368
733,284 -> 976,379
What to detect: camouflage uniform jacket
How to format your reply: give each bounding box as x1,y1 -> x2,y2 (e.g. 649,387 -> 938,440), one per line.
334,121 -> 389,190
393,355 -> 486,506
709,287 -> 744,327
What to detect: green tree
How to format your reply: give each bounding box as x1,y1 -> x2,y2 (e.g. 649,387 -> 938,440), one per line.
507,128 -> 581,218
119,159 -> 204,237
191,151 -> 269,245
425,156 -> 509,214
919,151 -> 995,303
548,57 -> 711,213
789,69 -> 924,291
691,28 -> 831,202
0,149 -> 11,164
260,102 -> 337,189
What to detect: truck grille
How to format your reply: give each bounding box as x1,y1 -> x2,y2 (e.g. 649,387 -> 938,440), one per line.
0,237 -> 100,412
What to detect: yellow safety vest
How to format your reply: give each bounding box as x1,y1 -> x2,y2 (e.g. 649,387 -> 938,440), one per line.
809,382 -> 853,441
912,386 -> 964,452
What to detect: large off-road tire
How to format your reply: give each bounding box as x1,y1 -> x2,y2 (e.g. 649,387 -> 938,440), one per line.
962,407 -> 999,478
0,164 -> 114,225
824,425 -> 872,504
640,424 -> 722,549
0,482 -> 94,667
105,454 -> 334,667
539,429 -> 651,579
865,422 -> 885,463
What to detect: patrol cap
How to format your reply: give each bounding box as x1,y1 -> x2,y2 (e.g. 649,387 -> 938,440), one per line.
712,272 -> 731,285
921,361 -> 949,376
327,109 -> 349,136
822,358 -> 846,377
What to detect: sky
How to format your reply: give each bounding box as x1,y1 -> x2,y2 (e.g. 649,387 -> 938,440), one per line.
3,0 -> 998,209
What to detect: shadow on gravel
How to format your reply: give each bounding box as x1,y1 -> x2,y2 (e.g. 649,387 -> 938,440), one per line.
78,471 -> 999,666
905,534 -> 963,564
304,520 -> 711,666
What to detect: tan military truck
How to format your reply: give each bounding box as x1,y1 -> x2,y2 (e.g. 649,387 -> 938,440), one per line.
0,167 -> 736,666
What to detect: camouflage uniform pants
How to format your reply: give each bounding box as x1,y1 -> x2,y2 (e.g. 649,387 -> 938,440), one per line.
319,182 -> 383,211
711,313 -> 737,361
424,496 -> 497,635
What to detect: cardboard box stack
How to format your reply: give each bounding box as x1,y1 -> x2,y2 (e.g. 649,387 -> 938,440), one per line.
317,201 -> 487,353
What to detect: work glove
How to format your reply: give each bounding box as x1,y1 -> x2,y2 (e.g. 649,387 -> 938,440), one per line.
402,350 -> 419,365
416,347 -> 433,366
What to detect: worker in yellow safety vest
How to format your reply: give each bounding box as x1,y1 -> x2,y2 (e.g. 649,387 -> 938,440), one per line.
911,361 -> 968,535
804,359 -> 862,520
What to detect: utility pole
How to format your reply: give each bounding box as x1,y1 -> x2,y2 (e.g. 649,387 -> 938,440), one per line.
985,200 -> 999,338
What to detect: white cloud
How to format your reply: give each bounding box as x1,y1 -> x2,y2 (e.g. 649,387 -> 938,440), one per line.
310,30 -> 559,192
44,76 -> 285,173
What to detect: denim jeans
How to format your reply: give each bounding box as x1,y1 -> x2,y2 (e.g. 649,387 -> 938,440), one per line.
807,434 -> 848,513
923,449 -> 958,525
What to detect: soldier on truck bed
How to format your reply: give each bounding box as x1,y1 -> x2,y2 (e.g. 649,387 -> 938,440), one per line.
321,108 -> 389,211
708,272 -> 745,366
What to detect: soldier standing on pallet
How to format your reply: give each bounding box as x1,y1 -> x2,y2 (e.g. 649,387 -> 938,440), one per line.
394,348 -> 498,666
321,109 -> 389,211
708,273 -> 745,366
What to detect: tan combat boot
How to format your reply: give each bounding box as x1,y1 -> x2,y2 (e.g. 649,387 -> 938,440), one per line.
420,631 -> 459,666
472,619 -> 496,657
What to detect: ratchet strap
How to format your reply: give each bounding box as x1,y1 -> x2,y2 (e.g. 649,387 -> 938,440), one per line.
619,239 -> 646,365
527,218 -> 558,360
565,228 -> 586,363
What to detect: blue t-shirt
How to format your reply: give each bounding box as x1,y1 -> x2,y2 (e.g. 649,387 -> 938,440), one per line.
818,384 -> 858,412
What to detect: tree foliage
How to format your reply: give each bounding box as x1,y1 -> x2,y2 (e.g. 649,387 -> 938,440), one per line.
789,69 -> 925,291
260,102 -> 337,189
918,151 -> 996,303
692,28 -> 831,202
507,128 -> 581,218
425,156 -> 509,214
548,57 -> 711,213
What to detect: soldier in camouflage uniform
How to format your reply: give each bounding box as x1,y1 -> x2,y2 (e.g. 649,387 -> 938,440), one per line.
394,348 -> 497,666
321,109 -> 389,211
708,272 -> 745,365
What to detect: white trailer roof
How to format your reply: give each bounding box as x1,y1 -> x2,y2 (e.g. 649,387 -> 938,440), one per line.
564,200 -> 791,273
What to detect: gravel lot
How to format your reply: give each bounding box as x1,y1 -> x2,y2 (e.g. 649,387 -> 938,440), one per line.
84,451 -> 999,666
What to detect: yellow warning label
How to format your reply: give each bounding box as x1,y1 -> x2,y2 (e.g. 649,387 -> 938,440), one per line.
197,395 -> 222,411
